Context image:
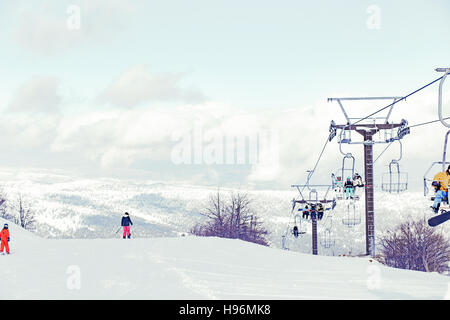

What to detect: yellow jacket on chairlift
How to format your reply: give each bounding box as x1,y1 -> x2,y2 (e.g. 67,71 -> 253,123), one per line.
432,171 -> 450,192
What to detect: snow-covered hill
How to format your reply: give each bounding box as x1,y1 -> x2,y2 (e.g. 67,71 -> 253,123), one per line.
1,217 -> 448,300
0,167 -> 448,256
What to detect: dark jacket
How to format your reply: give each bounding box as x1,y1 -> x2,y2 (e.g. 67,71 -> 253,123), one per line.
121,215 -> 133,227
344,180 -> 354,188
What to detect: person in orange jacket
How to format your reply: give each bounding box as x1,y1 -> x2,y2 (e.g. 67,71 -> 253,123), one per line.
0,223 -> 10,255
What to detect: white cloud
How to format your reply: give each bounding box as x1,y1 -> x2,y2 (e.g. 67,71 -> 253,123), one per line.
97,65 -> 207,108
0,81 -> 447,189
0,113 -> 61,149
6,76 -> 62,114
13,0 -> 136,55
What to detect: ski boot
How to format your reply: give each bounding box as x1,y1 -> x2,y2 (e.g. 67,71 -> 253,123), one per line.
431,203 -> 440,214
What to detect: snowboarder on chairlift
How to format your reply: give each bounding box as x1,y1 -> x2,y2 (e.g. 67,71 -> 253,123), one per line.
0,223 -> 10,255
430,166 -> 450,213
302,205 -> 310,219
344,177 -> 355,199
121,212 -> 133,239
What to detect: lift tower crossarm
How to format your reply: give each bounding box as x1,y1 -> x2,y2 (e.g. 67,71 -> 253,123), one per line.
327,97 -> 403,125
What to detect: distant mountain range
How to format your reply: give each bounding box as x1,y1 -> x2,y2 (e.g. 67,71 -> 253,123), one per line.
0,167 -> 444,256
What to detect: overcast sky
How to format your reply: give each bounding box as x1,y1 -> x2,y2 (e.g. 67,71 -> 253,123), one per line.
0,0 -> 449,190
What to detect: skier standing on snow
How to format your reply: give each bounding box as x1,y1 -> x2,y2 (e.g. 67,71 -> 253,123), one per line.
0,223 -> 10,255
121,212 -> 133,239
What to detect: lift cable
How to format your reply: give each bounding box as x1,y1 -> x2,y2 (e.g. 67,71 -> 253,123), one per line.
373,141 -> 394,164
300,134 -> 330,194
408,116 -> 450,129
351,75 -> 445,127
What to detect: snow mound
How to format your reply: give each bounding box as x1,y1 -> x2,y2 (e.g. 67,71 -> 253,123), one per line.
0,223 -> 449,299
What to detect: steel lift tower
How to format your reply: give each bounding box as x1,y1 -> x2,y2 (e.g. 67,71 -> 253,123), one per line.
328,97 -> 410,257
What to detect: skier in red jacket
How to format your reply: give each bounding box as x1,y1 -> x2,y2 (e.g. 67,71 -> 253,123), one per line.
121,212 -> 133,239
0,223 -> 10,255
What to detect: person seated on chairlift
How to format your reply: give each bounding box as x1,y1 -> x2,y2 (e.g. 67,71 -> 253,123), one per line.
353,173 -> 364,188
293,226 -> 299,238
344,177 -> 355,199
431,165 -> 450,213
335,176 -> 343,192
302,205 -> 310,219
309,204 -> 317,219
317,203 -> 325,220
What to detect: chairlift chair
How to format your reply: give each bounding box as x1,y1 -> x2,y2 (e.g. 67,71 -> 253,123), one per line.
320,228 -> 336,249
381,140 -> 408,193
319,214 -> 335,248
423,132 -> 450,213
381,160 -> 408,193
425,68 -> 450,214
292,211 -> 308,237
342,201 -> 361,227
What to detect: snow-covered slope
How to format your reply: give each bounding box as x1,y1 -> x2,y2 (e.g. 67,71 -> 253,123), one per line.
1,218 -> 448,300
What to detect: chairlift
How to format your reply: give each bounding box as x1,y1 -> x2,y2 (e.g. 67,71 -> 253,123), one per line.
292,210 -> 308,238
333,154 -> 362,201
339,127 -> 352,144
319,228 -> 336,249
281,199 -> 306,249
424,131 -> 450,196
382,160 -> 408,193
319,214 -> 335,248
423,68 -> 450,217
437,68 -> 450,128
342,201 -> 361,227
381,140 -> 408,193
281,235 -> 288,250
341,153 -> 355,183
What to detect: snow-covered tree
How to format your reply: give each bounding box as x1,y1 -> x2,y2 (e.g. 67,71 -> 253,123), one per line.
12,194 -> 36,231
191,191 -> 270,246
0,190 -> 7,219
379,218 -> 450,273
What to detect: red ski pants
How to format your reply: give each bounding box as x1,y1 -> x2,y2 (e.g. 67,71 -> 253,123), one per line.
0,240 -> 9,254
123,226 -> 130,238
